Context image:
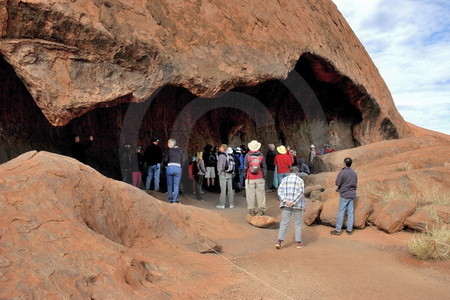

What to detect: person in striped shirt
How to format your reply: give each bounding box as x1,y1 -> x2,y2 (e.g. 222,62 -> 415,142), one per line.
275,166 -> 306,249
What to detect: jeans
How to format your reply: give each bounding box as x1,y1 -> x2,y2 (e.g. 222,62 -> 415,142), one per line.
146,163 -> 160,190
335,196 -> 354,232
166,165 -> 182,203
277,173 -> 289,185
278,207 -> 303,242
219,173 -> 234,207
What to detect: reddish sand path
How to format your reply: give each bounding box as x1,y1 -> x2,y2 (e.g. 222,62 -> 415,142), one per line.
150,190 -> 450,300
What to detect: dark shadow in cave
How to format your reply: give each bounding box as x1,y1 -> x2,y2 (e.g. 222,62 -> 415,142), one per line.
1,52 -> 380,179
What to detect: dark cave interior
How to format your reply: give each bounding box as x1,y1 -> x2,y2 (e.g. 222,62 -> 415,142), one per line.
0,53 -> 368,179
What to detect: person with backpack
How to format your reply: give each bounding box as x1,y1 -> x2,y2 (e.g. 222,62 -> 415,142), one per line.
244,140 -> 267,216
216,144 -> 235,209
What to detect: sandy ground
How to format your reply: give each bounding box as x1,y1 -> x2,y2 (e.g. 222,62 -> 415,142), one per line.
148,189 -> 450,300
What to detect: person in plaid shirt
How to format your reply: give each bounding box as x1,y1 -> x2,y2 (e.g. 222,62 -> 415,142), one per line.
275,166 -> 306,249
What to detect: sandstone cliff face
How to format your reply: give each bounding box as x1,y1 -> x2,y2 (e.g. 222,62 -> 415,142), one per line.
0,0 -> 412,145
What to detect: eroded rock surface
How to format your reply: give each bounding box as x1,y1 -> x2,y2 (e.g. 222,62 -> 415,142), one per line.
0,151 -> 238,298
0,0 -> 412,145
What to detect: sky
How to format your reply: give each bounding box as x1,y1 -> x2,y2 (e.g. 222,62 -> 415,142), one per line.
332,0 -> 450,135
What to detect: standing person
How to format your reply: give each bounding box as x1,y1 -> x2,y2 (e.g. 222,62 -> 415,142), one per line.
188,156 -> 197,195
195,151 -> 206,201
274,145 -> 294,184
266,144 -> 276,192
121,144 -> 133,184
275,166 -> 306,249
203,144 -> 216,191
71,135 -> 94,164
234,147 -> 245,191
331,157 -> 358,235
309,144 -> 318,174
132,146 -> 145,188
164,138 -> 183,203
144,138 -> 163,191
216,145 -> 235,209
244,140 -> 267,216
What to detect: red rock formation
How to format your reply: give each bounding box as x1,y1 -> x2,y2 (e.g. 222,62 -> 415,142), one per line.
0,151 -> 243,298
0,0 -> 412,145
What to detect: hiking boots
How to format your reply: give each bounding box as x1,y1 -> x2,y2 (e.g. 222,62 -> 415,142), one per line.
296,242 -> 303,249
257,208 -> 265,216
346,230 -> 353,235
248,209 -> 256,216
330,230 -> 342,236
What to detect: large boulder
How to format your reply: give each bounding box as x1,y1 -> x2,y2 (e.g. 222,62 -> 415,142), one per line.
0,0 -> 412,146
353,196 -> 374,229
0,151 -> 237,298
319,196 -> 372,228
375,201 -> 417,233
304,199 -> 323,226
404,210 -> 437,233
367,202 -> 388,224
304,185 -> 325,198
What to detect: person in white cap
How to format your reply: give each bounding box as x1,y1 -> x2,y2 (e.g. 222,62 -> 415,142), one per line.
309,144 -> 318,174
244,140 -> 267,216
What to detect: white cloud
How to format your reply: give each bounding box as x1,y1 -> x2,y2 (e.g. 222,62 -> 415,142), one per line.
333,0 -> 450,134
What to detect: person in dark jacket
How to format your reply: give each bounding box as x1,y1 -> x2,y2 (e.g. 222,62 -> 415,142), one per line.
71,135 -> 94,164
298,158 -> 310,177
331,157 -> 358,236
164,138 -> 183,203
144,138 -> 163,191
132,146 -> 145,188
121,144 -> 133,184
266,144 -> 276,191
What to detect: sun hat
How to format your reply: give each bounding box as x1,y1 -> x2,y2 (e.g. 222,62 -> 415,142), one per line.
276,145 -> 287,154
235,147 -> 242,153
310,144 -> 315,149
248,140 -> 261,151
226,147 -> 234,154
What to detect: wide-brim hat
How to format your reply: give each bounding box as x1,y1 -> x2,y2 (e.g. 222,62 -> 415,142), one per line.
248,140 -> 261,151
226,147 -> 234,154
277,145 -> 287,154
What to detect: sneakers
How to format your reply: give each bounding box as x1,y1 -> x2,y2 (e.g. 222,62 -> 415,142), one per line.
346,230 -> 353,235
275,241 -> 282,249
229,205 -> 235,208
296,242 -> 303,249
330,230 -> 342,236
216,205 -> 225,209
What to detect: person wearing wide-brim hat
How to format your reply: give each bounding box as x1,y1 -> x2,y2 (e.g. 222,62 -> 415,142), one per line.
244,140 -> 267,216
274,145 -> 294,185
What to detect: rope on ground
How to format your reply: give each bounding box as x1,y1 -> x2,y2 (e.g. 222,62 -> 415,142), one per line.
196,240 -> 294,300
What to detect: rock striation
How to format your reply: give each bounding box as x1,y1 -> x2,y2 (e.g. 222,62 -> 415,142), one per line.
0,0 -> 412,145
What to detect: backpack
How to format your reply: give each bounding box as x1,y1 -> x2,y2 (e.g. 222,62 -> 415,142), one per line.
224,154 -> 235,173
248,154 -> 263,174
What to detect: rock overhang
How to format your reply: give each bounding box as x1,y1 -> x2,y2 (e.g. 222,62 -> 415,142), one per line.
0,0 -> 413,144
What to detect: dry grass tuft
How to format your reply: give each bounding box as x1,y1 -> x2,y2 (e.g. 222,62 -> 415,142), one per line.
395,162 -> 412,172
407,227 -> 450,260
377,183 -> 450,207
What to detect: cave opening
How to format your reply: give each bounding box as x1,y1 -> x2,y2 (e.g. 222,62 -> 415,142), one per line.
0,53 -> 365,179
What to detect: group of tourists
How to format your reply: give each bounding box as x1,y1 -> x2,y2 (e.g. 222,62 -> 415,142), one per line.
71,134 -> 356,250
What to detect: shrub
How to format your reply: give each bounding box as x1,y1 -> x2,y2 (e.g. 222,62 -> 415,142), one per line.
407,227 -> 450,260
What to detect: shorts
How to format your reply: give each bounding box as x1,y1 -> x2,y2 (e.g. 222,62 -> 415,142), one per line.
205,166 -> 216,178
